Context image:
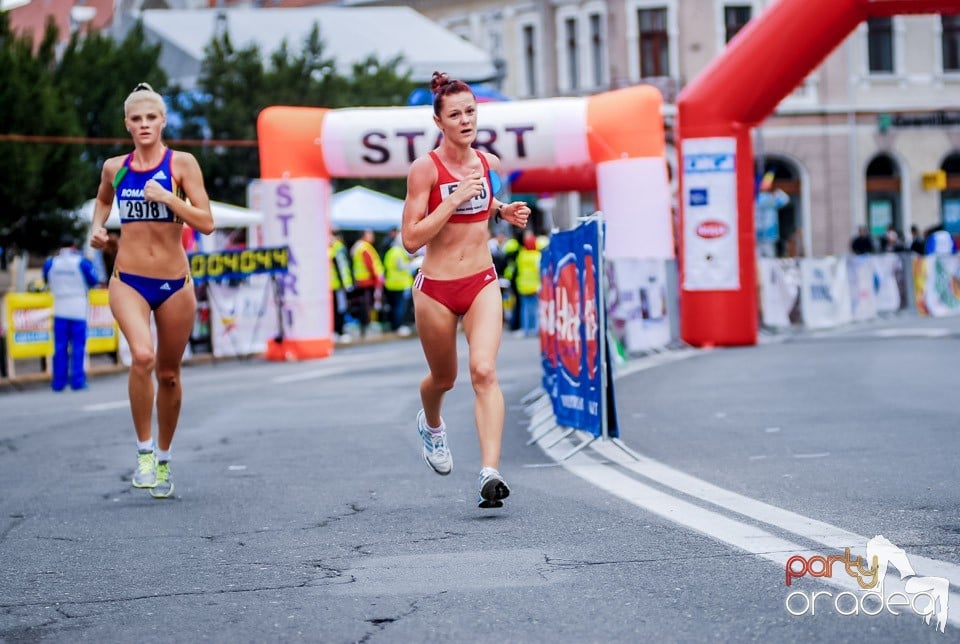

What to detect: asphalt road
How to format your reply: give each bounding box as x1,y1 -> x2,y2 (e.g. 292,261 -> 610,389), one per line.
1,314 -> 958,643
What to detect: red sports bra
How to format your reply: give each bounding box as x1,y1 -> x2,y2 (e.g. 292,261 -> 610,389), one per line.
426,150 -> 493,224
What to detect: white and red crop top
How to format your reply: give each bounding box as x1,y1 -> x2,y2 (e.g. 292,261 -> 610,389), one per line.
426,150 -> 493,224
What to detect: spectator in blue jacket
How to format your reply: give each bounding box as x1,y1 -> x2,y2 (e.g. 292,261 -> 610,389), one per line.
43,236 -> 99,391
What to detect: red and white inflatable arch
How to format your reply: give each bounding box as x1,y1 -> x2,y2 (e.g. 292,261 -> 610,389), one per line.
677,0 -> 957,346
256,86 -> 670,360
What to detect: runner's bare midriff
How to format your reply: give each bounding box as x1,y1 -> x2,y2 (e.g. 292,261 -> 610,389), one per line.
419,219 -> 492,279
114,224 -> 189,278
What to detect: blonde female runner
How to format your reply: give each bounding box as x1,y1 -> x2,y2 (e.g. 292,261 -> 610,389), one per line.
90,83 -> 214,498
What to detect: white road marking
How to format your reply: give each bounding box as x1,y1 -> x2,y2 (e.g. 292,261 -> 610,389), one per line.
874,327 -> 951,338
271,354 -> 420,384
583,438 -> 960,585
527,341 -> 960,627
543,435 -> 960,627
82,401 -> 129,412
272,365 -> 358,384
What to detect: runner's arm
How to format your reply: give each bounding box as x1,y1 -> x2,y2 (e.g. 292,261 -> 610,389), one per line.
149,151 -> 215,235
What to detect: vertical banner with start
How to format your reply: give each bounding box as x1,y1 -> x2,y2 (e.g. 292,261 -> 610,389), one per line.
539,219 -> 618,438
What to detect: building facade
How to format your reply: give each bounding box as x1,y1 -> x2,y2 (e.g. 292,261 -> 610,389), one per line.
348,0 -> 960,257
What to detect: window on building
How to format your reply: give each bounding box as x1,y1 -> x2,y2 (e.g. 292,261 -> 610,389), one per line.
589,13 -> 604,88
638,7 -> 669,78
942,154 -> 960,234
865,154 -> 901,237
523,24 -> 537,96
867,17 -> 894,73
724,5 -> 752,44
943,15 -> 960,72
565,17 -> 580,90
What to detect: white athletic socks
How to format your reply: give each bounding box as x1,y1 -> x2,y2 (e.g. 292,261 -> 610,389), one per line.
135,440 -> 169,462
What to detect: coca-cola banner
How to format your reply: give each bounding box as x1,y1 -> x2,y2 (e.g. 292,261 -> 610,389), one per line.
539,219 -> 618,438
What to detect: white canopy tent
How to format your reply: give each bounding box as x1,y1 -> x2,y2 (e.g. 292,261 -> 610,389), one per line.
331,186 -> 404,232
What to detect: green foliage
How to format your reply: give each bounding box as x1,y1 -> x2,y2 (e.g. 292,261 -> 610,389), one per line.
171,31 -> 266,204
174,21 -> 417,204
56,21 -> 168,177
0,13 -> 416,257
0,17 -> 168,257
0,14 -> 87,256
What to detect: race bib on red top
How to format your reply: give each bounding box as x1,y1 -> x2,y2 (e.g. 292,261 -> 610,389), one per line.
439,178 -> 491,218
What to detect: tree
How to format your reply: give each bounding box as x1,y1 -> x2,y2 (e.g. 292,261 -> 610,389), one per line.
174,22 -> 417,205
0,14 -> 88,256
171,31 -> 265,204
0,17 -> 169,258
55,21 -> 169,193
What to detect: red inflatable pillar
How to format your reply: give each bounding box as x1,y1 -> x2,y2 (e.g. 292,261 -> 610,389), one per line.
676,0 -> 867,346
676,127 -> 757,347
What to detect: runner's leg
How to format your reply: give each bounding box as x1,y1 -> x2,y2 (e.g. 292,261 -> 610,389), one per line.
412,287 -> 459,428
153,285 -> 196,452
109,279 -> 155,443
461,282 -> 505,470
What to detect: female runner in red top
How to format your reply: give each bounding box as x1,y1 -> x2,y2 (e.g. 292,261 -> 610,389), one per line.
402,71 -> 531,508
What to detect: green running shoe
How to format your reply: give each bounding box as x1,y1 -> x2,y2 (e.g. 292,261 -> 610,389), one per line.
150,461 -> 174,499
132,450 -> 157,488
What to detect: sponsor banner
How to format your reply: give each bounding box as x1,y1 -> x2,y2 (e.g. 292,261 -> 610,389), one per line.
606,258 -> 671,352
86,289 -> 118,354
321,98 -> 588,177
207,276 -> 273,358
758,258 -> 801,329
799,257 -> 852,329
598,157 -> 674,260
539,251 -> 557,395
847,255 -> 878,322
873,253 -> 904,313
189,246 -> 290,283
914,254 -> 960,317
3,293 -> 54,360
681,137 -> 739,291
540,220 -> 617,437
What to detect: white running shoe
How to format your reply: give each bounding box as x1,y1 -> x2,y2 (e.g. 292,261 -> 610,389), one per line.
478,467 -> 510,508
417,409 -> 452,475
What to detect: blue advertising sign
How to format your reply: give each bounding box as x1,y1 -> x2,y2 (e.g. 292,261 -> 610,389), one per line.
539,220 -> 618,438
188,246 -> 290,283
